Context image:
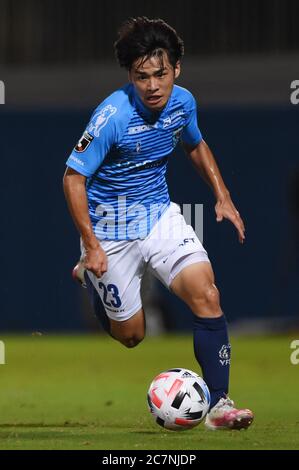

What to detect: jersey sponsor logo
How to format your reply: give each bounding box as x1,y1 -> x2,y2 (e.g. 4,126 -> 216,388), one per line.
127,123 -> 158,135
88,104 -> 117,137
69,155 -> 85,166
135,156 -> 168,171
119,156 -> 168,175
74,131 -> 94,153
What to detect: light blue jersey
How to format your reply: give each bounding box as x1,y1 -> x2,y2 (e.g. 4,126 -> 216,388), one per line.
66,83 -> 202,240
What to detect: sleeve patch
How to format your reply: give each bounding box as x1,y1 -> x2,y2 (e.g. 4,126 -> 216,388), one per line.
87,104 -> 117,137
74,131 -> 94,153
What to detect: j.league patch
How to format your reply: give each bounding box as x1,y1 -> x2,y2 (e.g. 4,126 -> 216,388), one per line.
74,131 -> 94,152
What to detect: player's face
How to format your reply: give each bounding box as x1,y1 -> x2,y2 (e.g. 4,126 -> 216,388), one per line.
129,51 -> 180,112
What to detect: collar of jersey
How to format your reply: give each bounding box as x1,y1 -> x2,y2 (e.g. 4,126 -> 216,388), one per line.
132,86 -> 172,124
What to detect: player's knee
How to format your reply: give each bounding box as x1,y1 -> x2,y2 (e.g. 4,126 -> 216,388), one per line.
190,284 -> 221,316
120,333 -> 144,349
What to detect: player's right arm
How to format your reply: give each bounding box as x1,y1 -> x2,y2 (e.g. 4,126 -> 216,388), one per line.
63,167 -> 107,277
63,99 -> 121,277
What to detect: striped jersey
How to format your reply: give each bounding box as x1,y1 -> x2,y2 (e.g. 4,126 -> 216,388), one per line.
66,83 -> 202,240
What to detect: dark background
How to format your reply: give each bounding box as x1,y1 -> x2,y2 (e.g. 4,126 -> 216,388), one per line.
0,0 -> 298,332
1,0 -> 299,62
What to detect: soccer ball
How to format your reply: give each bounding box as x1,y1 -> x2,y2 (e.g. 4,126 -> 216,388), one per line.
147,368 -> 210,431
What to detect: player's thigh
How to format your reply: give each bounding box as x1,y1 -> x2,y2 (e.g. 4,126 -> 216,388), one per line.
145,202 -> 210,288
109,308 -> 146,348
85,239 -> 145,323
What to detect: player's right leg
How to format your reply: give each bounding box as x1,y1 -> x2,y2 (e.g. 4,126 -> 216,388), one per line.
109,309 -> 145,348
75,239 -> 146,348
79,266 -> 145,347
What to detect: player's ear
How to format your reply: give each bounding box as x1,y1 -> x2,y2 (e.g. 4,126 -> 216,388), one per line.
174,61 -> 181,79
128,70 -> 133,83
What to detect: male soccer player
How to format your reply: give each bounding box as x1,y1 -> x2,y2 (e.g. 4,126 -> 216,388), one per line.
63,17 -> 253,430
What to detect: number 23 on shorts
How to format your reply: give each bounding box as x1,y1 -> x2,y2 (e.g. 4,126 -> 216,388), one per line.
98,282 -> 122,308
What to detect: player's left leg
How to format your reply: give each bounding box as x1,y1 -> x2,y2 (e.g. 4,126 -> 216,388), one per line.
145,203 -> 253,430
170,261 -> 221,318
170,261 -> 253,430
170,261 -> 230,408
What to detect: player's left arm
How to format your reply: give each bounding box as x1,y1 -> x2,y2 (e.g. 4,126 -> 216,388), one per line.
183,139 -> 245,243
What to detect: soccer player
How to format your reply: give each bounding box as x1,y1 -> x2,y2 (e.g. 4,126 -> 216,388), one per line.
63,17 -> 253,430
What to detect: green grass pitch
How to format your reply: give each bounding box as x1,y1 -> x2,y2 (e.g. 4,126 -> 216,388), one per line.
0,334 -> 298,450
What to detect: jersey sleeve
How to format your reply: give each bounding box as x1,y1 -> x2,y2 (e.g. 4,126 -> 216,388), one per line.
66,103 -> 118,177
181,94 -> 203,146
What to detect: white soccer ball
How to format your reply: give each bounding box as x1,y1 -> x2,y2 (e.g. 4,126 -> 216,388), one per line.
147,368 -> 210,431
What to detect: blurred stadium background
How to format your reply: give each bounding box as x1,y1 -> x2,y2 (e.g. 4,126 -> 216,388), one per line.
0,0 -> 299,451
0,0 -> 299,333
0,0 -> 298,334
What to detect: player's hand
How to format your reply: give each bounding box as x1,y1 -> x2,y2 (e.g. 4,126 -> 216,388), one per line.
215,195 -> 245,243
83,243 -> 108,278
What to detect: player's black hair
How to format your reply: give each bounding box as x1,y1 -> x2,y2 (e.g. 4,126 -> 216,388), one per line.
114,17 -> 184,70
